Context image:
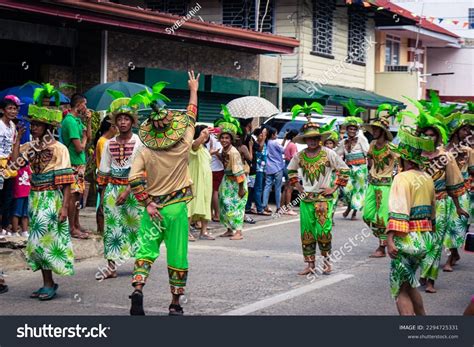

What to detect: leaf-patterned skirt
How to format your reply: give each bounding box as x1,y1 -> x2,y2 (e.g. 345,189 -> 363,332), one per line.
27,190 -> 75,276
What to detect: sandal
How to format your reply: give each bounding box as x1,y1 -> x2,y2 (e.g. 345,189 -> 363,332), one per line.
129,290 -> 145,315
257,211 -> 271,216
199,233 -> 215,240
30,283 -> 58,298
169,303 -> 184,316
212,217 -> 220,223
244,216 -> 256,224
38,284 -> 58,301
71,231 -> 89,239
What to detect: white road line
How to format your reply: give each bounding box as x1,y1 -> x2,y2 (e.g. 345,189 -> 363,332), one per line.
243,218 -> 300,232
221,273 -> 354,316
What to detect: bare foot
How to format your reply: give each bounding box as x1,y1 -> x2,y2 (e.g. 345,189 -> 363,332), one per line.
188,233 -> 196,242
442,262 -> 453,272
425,280 -> 437,293
230,232 -> 243,240
342,207 -> 351,219
219,231 -> 234,237
369,247 -> 386,258
100,271 -> 117,280
298,266 -> 315,276
323,260 -> 332,275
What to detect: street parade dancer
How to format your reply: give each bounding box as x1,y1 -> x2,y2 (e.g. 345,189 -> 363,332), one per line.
362,105 -> 399,258
215,105 -> 248,241
96,95 -> 144,280
337,99 -> 369,220
386,125 -> 436,316
288,102 -> 350,276
403,96 -> 468,294
11,94 -> 75,300
128,71 -> 200,316
438,110 -> 474,272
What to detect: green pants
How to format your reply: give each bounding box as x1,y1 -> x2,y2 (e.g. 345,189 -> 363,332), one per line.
300,198 -> 334,262
363,183 -> 391,246
132,202 -> 189,295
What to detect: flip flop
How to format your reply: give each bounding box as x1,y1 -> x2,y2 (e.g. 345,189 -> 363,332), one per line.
71,231 -> 89,239
30,287 -> 48,298
38,284 -> 58,301
212,218 -> 220,223
199,234 -> 215,240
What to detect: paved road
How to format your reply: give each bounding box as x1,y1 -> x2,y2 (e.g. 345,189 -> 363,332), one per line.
1,208 -> 472,315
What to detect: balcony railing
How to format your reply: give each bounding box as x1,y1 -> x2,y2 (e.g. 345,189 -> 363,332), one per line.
384,65 -> 409,72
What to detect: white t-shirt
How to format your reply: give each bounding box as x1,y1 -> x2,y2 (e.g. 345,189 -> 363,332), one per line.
0,119 -> 16,158
205,134 -> 224,172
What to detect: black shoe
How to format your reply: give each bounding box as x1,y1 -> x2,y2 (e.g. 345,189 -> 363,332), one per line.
168,304 -> 184,316
0,284 -> 8,294
129,290 -> 145,315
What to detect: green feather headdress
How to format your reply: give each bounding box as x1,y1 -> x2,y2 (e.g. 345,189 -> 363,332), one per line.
419,90 -> 457,122
376,103 -> 399,119
319,119 -> 337,134
290,101 -> 324,121
22,81 -> 75,107
341,99 -> 365,126
215,105 -> 242,136
397,96 -> 449,145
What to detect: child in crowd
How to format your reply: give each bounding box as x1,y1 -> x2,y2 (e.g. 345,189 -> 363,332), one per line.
11,158 -> 31,237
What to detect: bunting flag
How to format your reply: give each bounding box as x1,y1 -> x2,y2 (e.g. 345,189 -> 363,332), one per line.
345,1 -> 471,27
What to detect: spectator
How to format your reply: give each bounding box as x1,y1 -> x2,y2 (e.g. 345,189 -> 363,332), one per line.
60,93 -> 92,239
236,133 -> 255,224
281,129 -> 299,216
246,127 -> 270,215
188,125 -> 214,240
0,274 -> 7,294
0,96 -> 20,235
262,127 -> 285,214
205,132 -> 224,222
11,157 -> 31,237
94,115 -> 117,235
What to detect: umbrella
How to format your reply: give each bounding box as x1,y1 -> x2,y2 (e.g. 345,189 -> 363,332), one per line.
223,96 -> 279,119
0,82 -> 69,105
84,81 -> 165,111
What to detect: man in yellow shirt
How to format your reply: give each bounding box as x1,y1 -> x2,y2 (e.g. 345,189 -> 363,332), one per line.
128,71 -> 200,316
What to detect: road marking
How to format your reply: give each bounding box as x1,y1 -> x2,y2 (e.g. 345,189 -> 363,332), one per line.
190,244 -> 302,260
243,218 -> 299,232
221,273 -> 354,316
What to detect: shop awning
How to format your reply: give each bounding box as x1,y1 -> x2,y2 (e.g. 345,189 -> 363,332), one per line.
283,80 -> 405,109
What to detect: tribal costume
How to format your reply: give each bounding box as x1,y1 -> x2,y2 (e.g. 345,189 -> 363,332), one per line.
129,103 -> 196,295
362,115 -> 397,246
97,133 -> 143,262
288,123 -> 350,262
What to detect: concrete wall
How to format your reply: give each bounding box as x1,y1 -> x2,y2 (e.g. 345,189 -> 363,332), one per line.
375,72 -> 420,113
375,31 -> 410,72
426,47 -> 474,98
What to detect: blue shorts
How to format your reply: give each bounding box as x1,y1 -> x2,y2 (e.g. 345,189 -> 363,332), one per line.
13,197 -> 29,218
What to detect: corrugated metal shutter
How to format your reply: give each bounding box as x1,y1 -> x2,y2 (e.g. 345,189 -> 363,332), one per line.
323,104 -> 343,116
197,93 -> 240,124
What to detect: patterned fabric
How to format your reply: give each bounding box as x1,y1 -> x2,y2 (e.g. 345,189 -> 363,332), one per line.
222,146 -> 246,183
188,146 -> 212,221
390,231 -> 433,298
298,150 -> 328,185
71,164 -> 85,194
363,184 -> 390,246
421,197 -> 453,280
219,176 -> 248,231
443,192 -> 469,249
132,202 -> 189,294
138,105 -> 196,150
300,199 -> 334,261
27,190 -> 74,275
30,169 -> 75,191
343,164 -> 368,211
345,152 -> 366,166
103,184 -> 143,261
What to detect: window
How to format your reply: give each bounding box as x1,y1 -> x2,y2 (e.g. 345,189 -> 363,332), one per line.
312,0 -> 336,57
223,0 -> 274,33
347,7 -> 367,65
146,0 -> 188,16
469,8 -> 474,29
385,35 -> 401,66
